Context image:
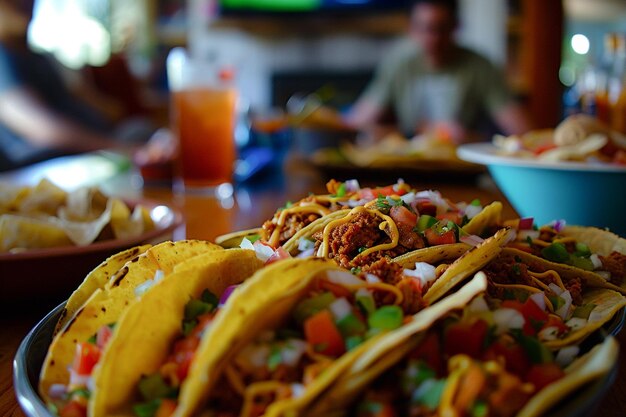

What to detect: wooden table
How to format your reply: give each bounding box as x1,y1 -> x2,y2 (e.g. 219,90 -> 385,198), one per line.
1,153 -> 625,416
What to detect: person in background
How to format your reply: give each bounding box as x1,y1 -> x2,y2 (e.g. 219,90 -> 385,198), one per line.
346,0 -> 531,143
0,0 -> 143,171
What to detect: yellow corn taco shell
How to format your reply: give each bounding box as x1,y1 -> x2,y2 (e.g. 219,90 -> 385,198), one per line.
214,228 -> 264,249
462,201 -> 502,236
561,225 -> 626,256
39,240 -> 222,403
89,248 -> 263,417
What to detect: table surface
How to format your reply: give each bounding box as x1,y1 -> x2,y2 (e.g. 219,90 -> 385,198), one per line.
1,153 -> 625,417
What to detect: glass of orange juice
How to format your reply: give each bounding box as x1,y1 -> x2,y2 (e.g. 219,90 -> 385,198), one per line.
167,48 -> 237,198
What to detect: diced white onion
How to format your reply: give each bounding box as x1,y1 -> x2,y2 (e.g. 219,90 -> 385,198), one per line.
345,179 -> 361,192
326,270 -> 364,286
240,237 -> 255,250
69,370 -> 91,386
493,308 -> 525,334
291,383 -> 306,399
48,384 -> 67,400
468,296 -> 490,313
403,262 -> 437,286
281,339 -> 308,367
538,326 -> 559,341
459,234 -> 484,247
590,254 -> 603,270
401,192 -> 416,204
555,291 -> 573,320
464,204 -> 482,220
548,283 -> 564,296
329,298 -> 353,320
555,345 -> 580,367
253,241 -> 275,262
365,273 -> 381,284
298,238 -> 316,252
345,198 -> 369,207
517,230 -> 540,241
529,293 -> 546,311
296,248 -> 315,259
566,317 -> 588,331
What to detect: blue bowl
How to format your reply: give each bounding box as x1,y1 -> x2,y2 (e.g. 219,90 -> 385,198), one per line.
458,143 -> 626,237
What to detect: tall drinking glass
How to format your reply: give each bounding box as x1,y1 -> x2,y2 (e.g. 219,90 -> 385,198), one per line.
167,48 -> 237,198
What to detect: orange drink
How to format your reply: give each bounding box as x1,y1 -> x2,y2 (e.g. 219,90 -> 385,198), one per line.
172,87 -> 237,189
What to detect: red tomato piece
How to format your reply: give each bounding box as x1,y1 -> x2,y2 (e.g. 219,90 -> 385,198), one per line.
521,298 -> 549,335
410,332 -> 442,375
436,211 -> 463,225
541,315 -> 568,335
155,399 -> 178,417
59,401 -> 87,417
416,201 -> 437,216
96,325 -> 113,349
390,206 -> 418,227
444,319 -> 488,359
533,144 -> 558,155
424,228 -> 457,246
483,341 -> 530,379
304,310 -> 346,357
72,342 -> 101,376
526,363 -> 565,391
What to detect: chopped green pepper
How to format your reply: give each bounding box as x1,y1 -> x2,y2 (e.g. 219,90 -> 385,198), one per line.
413,379 -> 446,410
574,242 -> 591,257
368,306 -> 404,331
416,215 -> 437,233
541,243 -> 570,263
133,399 -> 161,417
356,294 -> 376,316
138,374 -> 175,401
293,292 -> 336,323
337,313 -> 366,337
573,304 -> 596,319
471,400 -> 489,417
513,331 -> 553,364
569,255 -> 594,271
346,335 -> 364,351
335,183 -> 347,197
267,346 -> 282,371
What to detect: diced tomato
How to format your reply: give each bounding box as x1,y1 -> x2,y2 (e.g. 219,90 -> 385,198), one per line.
483,341 -> 530,379
358,185 -> 407,200
502,298 -> 549,336
518,217 -> 535,230
72,342 -> 101,376
155,399 -> 178,417
424,228 -> 457,246
526,363 -> 565,391
436,211 -> 463,225
96,325 -> 113,349
59,401 -> 87,417
390,206 -> 417,227
533,144 -> 558,155
410,332 -> 442,375
304,310 -> 346,357
416,201 -> 437,216
541,315 -> 568,335
266,246 -> 292,265
318,280 -> 353,299
444,319 -> 488,359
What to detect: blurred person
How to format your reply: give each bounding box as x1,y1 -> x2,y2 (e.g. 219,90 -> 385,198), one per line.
0,0 -> 146,172
346,0 -> 531,143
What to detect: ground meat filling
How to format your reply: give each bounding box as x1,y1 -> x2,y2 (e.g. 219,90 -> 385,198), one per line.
484,255 -> 584,305
263,211 -> 321,247
313,211 -> 422,268
600,251 -> 626,285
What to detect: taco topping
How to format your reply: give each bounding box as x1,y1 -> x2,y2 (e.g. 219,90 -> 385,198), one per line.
132,289 -> 220,417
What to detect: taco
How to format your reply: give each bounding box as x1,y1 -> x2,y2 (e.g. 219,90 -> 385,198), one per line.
281,191 -> 503,269
82,249 -> 264,417
170,235 -> 506,417
39,240 -> 222,406
308,272 -> 619,417
504,220 -> 626,292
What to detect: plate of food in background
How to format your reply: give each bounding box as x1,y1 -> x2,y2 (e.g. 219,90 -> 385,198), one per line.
0,179 -> 182,304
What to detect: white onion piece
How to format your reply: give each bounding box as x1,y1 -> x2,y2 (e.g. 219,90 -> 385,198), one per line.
296,248 -> 316,259
345,179 -> 360,192
327,270 -> 363,286
346,198 -> 369,207
365,273 -> 381,284
548,283 -> 564,296
556,345 -> 580,367
69,370 -> 91,386
517,230 -> 540,241
493,308 -> 525,334
403,262 -> 437,286
464,204 -> 482,220
86,376 -> 96,393
555,291 -> 573,320
329,298 -> 353,320
596,271 -> 611,281
529,293 -> 546,311
566,317 -> 588,331
291,383 -> 306,399
468,296 -> 490,313
253,240 -> 276,262
298,238 -> 315,252
240,237 -> 255,250
459,235 -> 484,247
401,192 -> 416,204
281,340 -> 308,367
590,254 -> 603,270
538,326 -> 559,341
48,384 -> 67,400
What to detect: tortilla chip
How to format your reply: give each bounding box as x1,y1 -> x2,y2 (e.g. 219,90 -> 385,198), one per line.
17,179 -> 67,216
0,213 -> 72,251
